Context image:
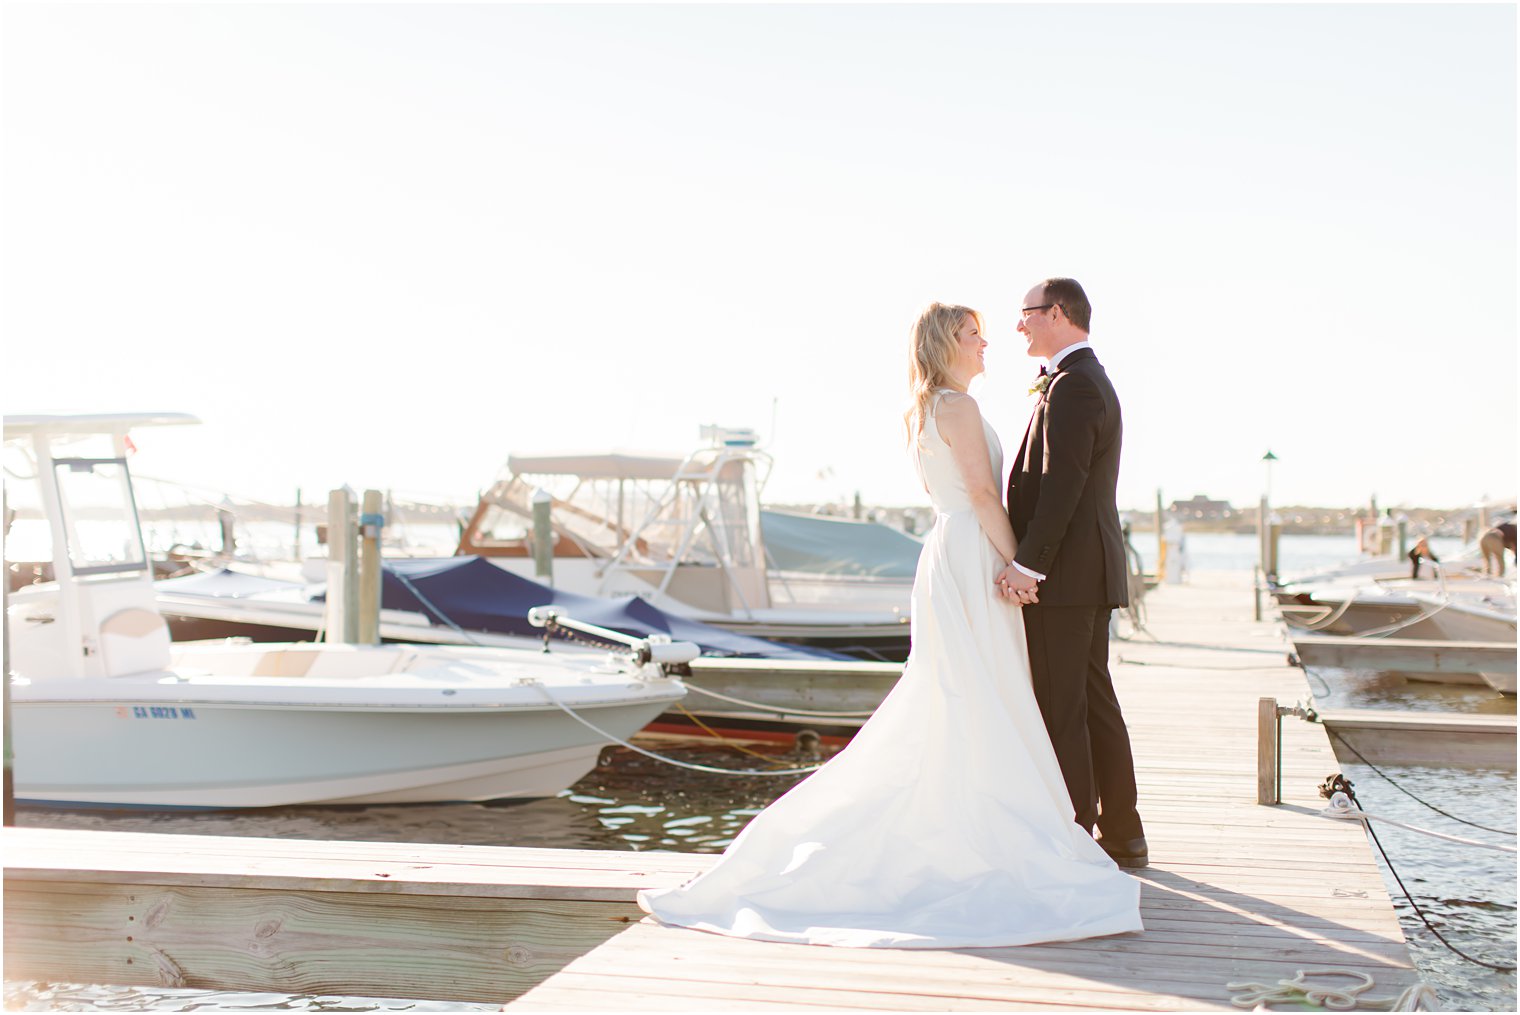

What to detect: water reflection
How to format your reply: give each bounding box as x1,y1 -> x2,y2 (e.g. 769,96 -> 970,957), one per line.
13,740 -> 827,854
1306,667 -> 1517,715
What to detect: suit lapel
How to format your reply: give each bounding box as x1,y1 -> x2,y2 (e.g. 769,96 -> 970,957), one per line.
1014,400 -> 1042,475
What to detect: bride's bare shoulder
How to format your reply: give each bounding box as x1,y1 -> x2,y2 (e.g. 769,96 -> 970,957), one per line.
934,390 -> 978,415
933,391 -> 981,444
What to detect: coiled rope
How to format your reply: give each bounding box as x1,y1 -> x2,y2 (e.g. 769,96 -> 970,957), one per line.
1227,969 -> 1437,1011
1320,775 -> 1516,972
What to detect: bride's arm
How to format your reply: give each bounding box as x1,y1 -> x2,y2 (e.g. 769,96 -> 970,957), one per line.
934,393 -> 1017,565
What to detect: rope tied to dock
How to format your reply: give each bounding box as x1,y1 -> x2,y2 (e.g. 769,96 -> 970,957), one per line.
1318,774 -> 1517,973
1227,969 -> 1438,1011
1316,722 -> 1517,837
1321,791 -> 1516,853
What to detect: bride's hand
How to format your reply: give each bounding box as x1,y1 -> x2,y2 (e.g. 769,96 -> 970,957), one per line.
995,564 -> 1039,605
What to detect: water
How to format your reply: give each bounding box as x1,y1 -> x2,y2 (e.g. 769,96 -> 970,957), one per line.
1328,763 -> 1516,1011
7,534 -> 1515,1010
1125,530 -> 1472,577
1301,668 -> 1516,1010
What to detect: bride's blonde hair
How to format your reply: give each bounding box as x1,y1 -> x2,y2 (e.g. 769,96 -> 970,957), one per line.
905,302 -> 982,440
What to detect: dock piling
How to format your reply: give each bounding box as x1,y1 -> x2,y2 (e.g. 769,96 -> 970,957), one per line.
325,487 -> 359,644
1257,696 -> 1279,805
531,488 -> 553,585
358,489 -> 384,645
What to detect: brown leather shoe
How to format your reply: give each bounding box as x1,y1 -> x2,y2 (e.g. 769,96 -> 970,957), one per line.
1097,835 -> 1149,869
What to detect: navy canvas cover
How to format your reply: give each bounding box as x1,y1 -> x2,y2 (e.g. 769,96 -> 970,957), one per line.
380,556 -> 847,660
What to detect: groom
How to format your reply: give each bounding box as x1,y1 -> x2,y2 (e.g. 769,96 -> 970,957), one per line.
995,278 -> 1148,869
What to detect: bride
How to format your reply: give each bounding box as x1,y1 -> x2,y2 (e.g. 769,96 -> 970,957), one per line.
636,302 -> 1143,948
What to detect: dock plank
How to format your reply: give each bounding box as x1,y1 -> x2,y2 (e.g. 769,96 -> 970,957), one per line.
505,572 -> 1425,1011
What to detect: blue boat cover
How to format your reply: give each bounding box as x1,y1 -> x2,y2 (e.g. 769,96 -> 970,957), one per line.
379,557 -> 847,660
761,509 -> 922,578
157,568 -> 308,597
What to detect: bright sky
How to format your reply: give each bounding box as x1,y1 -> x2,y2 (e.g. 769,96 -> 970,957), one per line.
3,2 -> 1515,515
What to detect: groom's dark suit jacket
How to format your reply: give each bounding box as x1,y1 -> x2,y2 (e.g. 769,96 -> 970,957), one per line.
1008,347 -> 1129,608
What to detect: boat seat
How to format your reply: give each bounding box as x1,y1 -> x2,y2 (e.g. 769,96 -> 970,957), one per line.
100,607 -> 172,677
252,649 -> 320,677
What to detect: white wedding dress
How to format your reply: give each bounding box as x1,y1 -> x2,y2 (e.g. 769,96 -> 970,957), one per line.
636,392 -> 1143,948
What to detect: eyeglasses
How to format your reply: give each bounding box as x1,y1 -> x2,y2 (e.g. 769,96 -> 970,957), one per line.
1020,304 -> 1054,320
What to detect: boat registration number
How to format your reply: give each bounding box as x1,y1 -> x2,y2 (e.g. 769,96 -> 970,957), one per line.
118,705 -> 198,720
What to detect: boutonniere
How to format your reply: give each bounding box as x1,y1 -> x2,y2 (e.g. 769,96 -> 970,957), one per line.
1028,367 -> 1051,396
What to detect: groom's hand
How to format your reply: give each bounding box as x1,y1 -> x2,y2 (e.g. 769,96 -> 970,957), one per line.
995,563 -> 1040,605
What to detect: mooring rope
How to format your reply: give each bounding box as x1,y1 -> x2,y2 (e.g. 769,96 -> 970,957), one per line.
531,682 -> 826,777
683,682 -> 877,718
389,568 -> 830,776
670,702 -> 807,768
1321,726 -> 1516,837
1322,792 -> 1516,853
1321,775 -> 1516,972
1227,969 -> 1438,1011
1350,600 -> 1450,639
1290,594 -> 1358,632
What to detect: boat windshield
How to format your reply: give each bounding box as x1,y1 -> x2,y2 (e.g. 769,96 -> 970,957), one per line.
52,457 -> 149,575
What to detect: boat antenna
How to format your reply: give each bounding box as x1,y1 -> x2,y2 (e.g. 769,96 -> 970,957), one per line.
768,397 -> 779,449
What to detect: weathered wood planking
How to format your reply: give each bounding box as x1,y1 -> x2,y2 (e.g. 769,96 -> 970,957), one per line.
504,572 -> 1426,1012
3,830 -> 707,1002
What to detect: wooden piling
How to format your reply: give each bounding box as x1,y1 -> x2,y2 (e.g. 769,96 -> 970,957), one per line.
3,487 -> 13,826
325,487 -> 359,644
358,489 -> 383,645
1256,697 -> 1279,805
532,488 -> 554,584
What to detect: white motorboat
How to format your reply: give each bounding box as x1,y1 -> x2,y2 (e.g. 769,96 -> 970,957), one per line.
3,413 -> 688,808
456,427 -> 918,659
1276,565 -> 1515,692
1399,590 -> 1517,694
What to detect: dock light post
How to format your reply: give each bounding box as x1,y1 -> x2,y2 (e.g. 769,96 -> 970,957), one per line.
1259,451 -> 1279,583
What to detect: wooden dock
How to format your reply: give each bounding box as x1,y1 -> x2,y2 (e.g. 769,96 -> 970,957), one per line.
4,573 -> 1429,1009
3,828 -> 710,1003
504,572 -> 1426,1011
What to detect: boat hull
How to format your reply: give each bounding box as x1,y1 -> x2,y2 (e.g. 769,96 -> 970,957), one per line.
9,697 -> 667,808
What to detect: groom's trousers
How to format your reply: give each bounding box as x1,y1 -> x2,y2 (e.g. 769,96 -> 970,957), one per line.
1023,604 -> 1144,841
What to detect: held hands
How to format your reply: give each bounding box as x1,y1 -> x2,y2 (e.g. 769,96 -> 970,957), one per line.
995,562 -> 1040,605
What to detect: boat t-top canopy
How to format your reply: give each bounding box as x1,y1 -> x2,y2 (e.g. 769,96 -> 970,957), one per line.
505,452 -> 687,481
4,412 -> 200,440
